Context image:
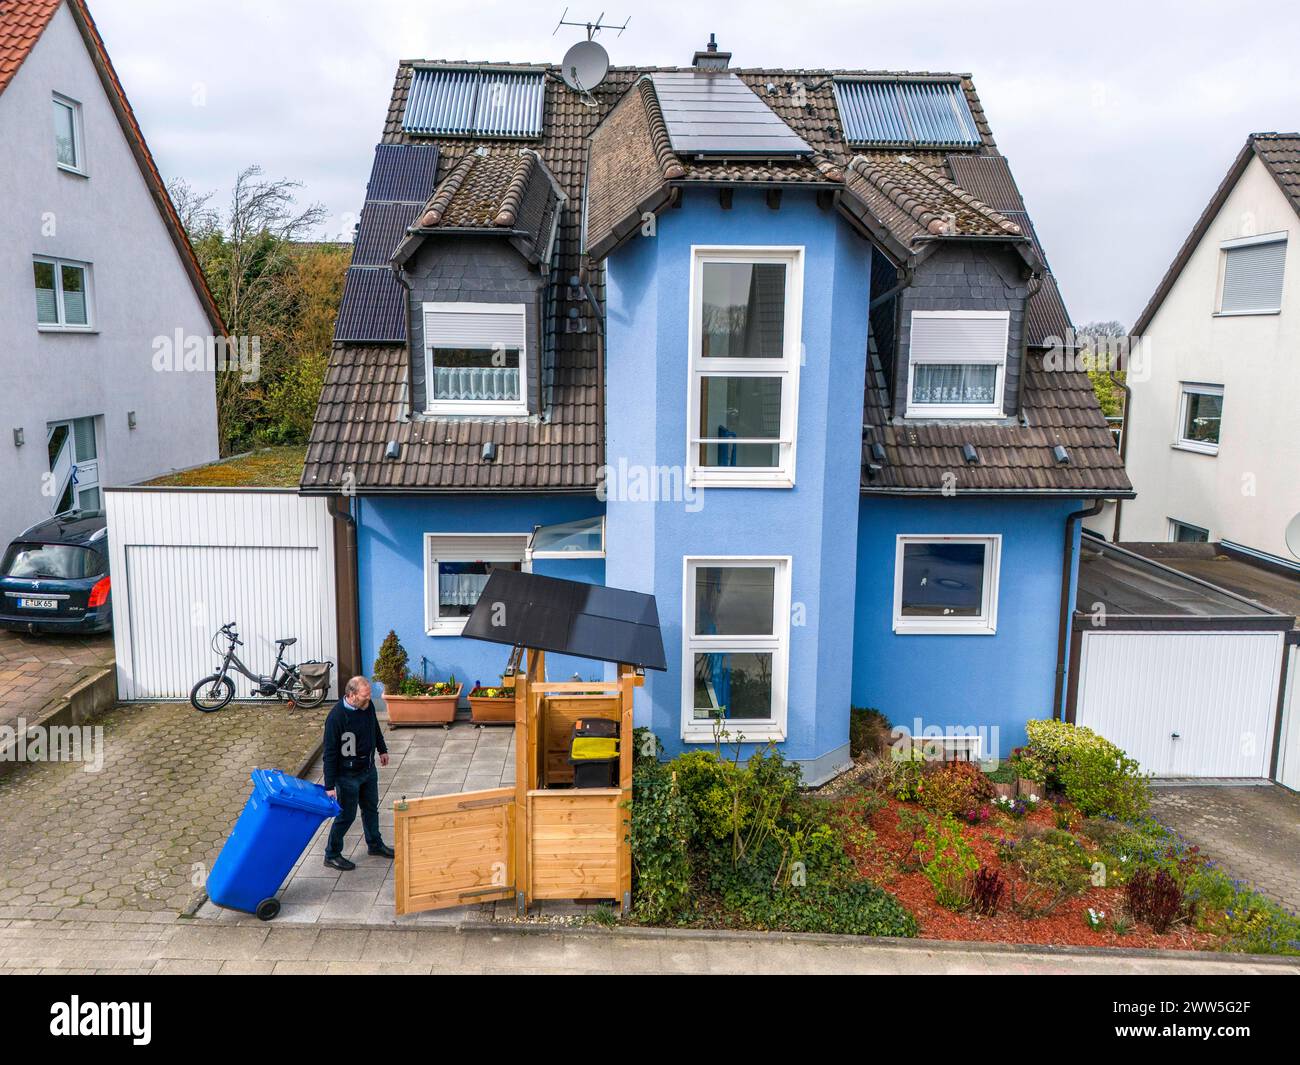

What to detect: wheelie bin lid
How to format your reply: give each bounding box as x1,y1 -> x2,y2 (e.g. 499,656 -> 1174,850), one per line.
251,768 -> 341,817
571,737 -> 619,762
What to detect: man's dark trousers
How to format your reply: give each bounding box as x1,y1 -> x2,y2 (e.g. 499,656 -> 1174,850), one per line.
325,764 -> 382,859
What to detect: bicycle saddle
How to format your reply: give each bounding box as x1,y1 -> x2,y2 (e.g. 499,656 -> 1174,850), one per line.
277,637 -> 298,648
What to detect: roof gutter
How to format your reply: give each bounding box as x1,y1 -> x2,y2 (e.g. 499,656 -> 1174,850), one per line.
1109,368 -> 1132,540
1055,498 -> 1106,720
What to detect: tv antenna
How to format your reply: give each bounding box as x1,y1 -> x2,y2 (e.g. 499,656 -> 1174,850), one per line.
553,9 -> 629,42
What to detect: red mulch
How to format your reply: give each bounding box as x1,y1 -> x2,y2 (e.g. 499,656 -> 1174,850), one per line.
842,795 -> 1217,952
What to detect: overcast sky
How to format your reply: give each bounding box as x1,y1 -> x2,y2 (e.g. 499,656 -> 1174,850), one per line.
92,0 -> 1298,325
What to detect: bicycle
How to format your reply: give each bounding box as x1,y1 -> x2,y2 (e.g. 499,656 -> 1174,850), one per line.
190,623 -> 333,713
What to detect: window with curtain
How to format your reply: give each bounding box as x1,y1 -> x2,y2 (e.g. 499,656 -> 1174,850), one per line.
423,303 -> 528,415
424,534 -> 529,635
682,558 -> 790,742
906,310 -> 1009,418
689,250 -> 802,487
34,258 -> 92,329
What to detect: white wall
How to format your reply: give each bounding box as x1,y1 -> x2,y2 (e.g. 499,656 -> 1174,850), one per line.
0,2 -> 219,546
1120,155 -> 1300,559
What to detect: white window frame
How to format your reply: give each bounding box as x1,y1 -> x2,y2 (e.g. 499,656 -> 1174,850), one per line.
53,93 -> 86,175
1216,232 -> 1286,316
423,302 -> 528,417
1174,382 -> 1223,455
423,533 -> 531,636
34,257 -> 94,332
681,555 -> 791,744
905,310 -> 1010,420
687,246 -> 803,489
893,534 -> 1002,636
1168,518 -> 1210,544
527,515 -> 606,560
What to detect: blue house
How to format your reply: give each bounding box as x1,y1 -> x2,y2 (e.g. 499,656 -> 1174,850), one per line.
302,43 -> 1132,784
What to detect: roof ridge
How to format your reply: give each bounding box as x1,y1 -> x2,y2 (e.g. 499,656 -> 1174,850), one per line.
636,77 -> 686,180
848,155 -> 954,236
421,154 -> 475,226
494,150 -> 537,227
901,156 -> 1022,236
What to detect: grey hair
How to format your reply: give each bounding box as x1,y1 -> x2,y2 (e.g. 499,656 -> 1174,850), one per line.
345,676 -> 372,699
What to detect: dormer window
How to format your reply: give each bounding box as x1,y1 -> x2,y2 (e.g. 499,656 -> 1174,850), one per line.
905,310 -> 1009,419
423,302 -> 528,416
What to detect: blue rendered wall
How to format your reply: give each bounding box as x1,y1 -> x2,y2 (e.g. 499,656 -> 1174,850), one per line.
853,496 -> 1083,759
604,187 -> 873,780
355,494 -> 607,702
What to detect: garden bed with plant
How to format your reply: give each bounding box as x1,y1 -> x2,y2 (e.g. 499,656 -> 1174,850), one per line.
627,716 -> 1300,956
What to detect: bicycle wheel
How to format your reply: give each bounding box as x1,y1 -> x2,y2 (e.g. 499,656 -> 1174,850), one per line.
286,672 -> 327,709
190,675 -> 235,713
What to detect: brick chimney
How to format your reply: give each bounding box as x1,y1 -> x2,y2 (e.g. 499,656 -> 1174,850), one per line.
692,34 -> 731,70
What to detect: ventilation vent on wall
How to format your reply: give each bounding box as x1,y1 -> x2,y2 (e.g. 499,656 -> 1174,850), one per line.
404,67 -> 546,139
833,78 -> 981,147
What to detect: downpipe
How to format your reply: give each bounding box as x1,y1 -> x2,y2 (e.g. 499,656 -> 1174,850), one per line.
1055,499 -> 1106,719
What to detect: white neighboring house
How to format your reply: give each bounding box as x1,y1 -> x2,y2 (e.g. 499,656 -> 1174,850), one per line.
0,0 -> 221,547
1105,133 -> 1300,562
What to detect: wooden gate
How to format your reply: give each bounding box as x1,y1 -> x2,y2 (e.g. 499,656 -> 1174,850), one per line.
394,788 -> 515,915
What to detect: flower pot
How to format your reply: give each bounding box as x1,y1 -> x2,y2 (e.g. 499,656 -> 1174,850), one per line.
992,781 -> 1017,800
384,685 -> 463,726
1016,776 -> 1041,801
468,689 -> 515,725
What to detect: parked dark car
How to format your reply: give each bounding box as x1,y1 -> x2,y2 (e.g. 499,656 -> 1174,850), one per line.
0,511 -> 112,634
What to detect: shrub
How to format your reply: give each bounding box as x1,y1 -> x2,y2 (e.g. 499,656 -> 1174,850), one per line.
1127,867 -> 1186,933
1003,835 -> 1090,915
850,707 -> 892,760
916,760 -> 995,819
372,630 -> 409,692
629,753 -> 695,924
970,865 -> 1005,916
983,761 -> 1017,785
918,816 -> 979,910
1022,720 -> 1150,819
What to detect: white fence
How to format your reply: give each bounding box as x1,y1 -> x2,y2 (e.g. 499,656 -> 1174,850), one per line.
106,489 -> 338,701
1075,630 -> 1285,778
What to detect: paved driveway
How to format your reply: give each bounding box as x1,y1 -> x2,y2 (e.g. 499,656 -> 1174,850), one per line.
0,629 -> 114,730
0,700 -> 326,916
1150,784 -> 1300,912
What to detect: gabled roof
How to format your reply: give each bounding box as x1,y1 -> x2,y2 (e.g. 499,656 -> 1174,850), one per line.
0,0 -> 224,335
303,59 -> 1098,496
1132,133 -> 1300,336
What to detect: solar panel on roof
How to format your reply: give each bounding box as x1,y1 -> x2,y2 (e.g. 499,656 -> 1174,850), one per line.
835,79 -> 981,148
333,267 -> 407,343
352,201 -> 424,266
404,67 -> 545,139
462,570 -> 668,672
366,143 -> 440,203
648,71 -> 812,157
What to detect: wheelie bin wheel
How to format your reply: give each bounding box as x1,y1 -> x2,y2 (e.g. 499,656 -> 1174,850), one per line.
256,898 -> 282,922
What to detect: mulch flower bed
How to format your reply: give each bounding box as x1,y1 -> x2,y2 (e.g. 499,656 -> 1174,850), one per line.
840,794 -> 1217,951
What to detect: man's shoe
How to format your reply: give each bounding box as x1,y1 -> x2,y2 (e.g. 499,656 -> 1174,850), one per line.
324,856 -> 356,871
368,843 -> 396,859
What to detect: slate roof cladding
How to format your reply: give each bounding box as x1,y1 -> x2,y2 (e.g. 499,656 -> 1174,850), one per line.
303,59 -> 1127,497
1132,132 -> 1300,335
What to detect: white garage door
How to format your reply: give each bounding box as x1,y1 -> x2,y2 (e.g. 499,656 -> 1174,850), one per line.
107,490 -> 337,701
1076,631 -> 1284,778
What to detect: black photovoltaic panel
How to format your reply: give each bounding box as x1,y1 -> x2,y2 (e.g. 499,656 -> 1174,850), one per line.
352,201 -> 424,267
366,143 -> 440,203
333,267 -> 407,343
463,570 -> 668,672
649,71 -> 812,157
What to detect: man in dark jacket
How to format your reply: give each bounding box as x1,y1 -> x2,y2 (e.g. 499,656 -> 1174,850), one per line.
322,676 -> 393,870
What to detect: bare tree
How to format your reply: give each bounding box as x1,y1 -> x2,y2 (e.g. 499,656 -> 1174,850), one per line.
166,176 -> 219,239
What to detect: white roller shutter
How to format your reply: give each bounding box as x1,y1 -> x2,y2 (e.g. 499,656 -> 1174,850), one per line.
423,303 -> 526,348
1220,238 -> 1287,313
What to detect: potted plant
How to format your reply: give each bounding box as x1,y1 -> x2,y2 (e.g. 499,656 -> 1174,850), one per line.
468,681 -> 515,725
1008,746 -> 1046,799
983,761 -> 1018,801
373,631 -> 463,726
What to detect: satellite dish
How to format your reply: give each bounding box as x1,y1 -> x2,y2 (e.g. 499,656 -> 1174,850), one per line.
562,39 -> 609,93
1286,512 -> 1300,561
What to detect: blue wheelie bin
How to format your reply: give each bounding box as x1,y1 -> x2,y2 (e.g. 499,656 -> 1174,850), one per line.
206,769 -> 341,921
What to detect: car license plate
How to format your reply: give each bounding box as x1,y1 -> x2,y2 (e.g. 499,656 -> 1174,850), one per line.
18,598 -> 58,611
